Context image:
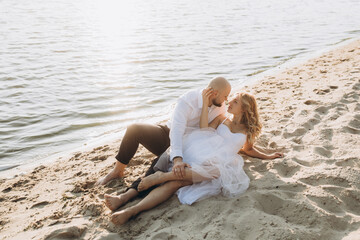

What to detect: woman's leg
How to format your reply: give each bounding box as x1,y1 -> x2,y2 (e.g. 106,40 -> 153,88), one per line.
104,188 -> 139,211
138,167 -> 218,191
111,180 -> 191,225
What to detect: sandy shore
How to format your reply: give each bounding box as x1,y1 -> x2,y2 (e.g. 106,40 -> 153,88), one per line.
1,39 -> 360,240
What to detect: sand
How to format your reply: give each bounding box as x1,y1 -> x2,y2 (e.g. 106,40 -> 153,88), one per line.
1,39 -> 360,240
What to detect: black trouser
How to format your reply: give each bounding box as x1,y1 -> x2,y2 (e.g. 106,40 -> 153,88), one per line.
116,123 -> 170,197
115,123 -> 170,164
129,156 -> 161,197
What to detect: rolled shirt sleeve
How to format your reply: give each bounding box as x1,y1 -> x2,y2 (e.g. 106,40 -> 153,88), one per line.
169,98 -> 192,161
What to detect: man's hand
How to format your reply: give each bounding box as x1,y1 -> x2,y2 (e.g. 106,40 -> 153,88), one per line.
172,157 -> 191,178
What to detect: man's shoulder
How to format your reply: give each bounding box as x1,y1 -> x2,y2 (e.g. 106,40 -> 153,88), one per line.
181,89 -> 200,98
178,89 -> 201,104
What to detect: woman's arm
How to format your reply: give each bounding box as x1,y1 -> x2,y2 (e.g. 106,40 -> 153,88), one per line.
200,88 -> 226,129
200,88 -> 225,129
208,114 -> 225,129
200,88 -> 212,128
240,140 -> 283,159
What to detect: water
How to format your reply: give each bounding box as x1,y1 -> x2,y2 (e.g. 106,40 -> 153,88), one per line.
1,0 -> 359,172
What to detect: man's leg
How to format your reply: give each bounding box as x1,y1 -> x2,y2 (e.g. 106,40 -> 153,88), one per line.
97,123 -> 170,185
110,180 -> 192,225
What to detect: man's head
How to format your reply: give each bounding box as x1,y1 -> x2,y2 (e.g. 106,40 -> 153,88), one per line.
207,77 -> 231,107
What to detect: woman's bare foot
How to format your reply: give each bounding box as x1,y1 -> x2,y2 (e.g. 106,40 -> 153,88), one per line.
104,194 -> 127,211
111,208 -> 136,225
138,171 -> 167,192
96,169 -> 123,185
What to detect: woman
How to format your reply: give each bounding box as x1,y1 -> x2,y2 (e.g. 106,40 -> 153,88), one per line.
105,89 -> 283,225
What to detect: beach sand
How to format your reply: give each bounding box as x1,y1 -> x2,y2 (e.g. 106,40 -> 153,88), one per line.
1,39 -> 360,240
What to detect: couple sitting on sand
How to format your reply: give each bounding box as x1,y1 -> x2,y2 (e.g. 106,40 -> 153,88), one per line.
97,77 -> 283,225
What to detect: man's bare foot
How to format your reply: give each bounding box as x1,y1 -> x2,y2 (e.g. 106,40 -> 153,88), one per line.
104,194 -> 127,211
111,208 -> 136,225
96,170 -> 123,185
138,171 -> 166,192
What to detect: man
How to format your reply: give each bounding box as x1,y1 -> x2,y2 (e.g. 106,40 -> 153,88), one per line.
98,77 -> 231,193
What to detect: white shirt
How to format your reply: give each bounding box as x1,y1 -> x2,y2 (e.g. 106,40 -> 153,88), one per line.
166,89 -> 227,161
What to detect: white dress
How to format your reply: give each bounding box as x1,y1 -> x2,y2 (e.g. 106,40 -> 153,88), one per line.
175,119 -> 250,205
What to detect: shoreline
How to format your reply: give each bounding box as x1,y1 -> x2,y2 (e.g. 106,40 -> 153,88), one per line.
2,37 -> 359,180
1,39 -> 360,239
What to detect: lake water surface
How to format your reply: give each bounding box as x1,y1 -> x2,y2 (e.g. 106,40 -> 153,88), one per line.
1,0 -> 360,173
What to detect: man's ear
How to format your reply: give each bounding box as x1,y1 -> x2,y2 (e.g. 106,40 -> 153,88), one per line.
213,90 -> 219,96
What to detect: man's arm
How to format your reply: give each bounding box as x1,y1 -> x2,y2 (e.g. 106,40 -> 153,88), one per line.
169,98 -> 192,162
169,98 -> 194,178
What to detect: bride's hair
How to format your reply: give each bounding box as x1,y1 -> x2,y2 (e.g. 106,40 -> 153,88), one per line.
238,92 -> 262,144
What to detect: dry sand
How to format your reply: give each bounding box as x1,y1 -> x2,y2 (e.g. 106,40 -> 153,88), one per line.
1,39 -> 360,240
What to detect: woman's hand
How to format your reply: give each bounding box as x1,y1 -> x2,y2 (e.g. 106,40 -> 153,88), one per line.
267,152 -> 284,159
202,87 -> 214,107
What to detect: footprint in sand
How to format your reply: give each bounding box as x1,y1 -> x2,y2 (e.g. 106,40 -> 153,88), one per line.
329,112 -> 341,121
282,127 -> 307,139
253,192 -> 349,231
343,117 -> 360,134
250,162 -> 269,173
343,124 -> 360,135
252,192 -> 319,227
352,82 -> 360,90
320,128 -> 334,141
315,106 -> 330,115
335,157 -> 360,168
313,146 -> 332,158
355,103 -> 360,111
341,92 -> 359,104
44,225 -> 87,239
322,186 -> 360,216
252,192 -> 288,216
306,194 -> 343,214
272,160 -> 300,178
302,117 -> 321,131
292,157 -> 322,167
336,189 -> 360,216
298,174 -> 351,188
71,180 -> 96,193
81,202 -> 104,217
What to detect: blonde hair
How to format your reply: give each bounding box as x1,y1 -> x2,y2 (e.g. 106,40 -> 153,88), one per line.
237,92 -> 262,144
